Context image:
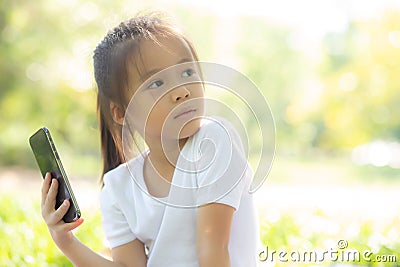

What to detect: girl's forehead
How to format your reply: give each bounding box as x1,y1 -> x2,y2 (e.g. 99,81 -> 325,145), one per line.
133,36 -> 195,82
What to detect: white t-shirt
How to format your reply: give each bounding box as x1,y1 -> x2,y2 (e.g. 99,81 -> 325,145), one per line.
100,117 -> 261,267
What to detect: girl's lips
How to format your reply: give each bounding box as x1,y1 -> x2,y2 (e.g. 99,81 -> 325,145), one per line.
174,108 -> 197,119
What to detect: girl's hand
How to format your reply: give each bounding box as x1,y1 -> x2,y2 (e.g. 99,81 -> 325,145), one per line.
41,172 -> 84,248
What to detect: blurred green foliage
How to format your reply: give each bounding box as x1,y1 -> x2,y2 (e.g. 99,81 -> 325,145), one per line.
0,0 -> 102,172
311,11 -> 400,150
1,0 -> 399,172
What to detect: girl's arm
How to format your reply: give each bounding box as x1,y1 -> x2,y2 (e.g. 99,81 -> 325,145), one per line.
196,202 -> 235,267
41,173 -> 147,267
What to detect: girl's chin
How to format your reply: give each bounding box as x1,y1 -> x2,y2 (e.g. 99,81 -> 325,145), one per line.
144,118 -> 202,140
177,118 -> 202,139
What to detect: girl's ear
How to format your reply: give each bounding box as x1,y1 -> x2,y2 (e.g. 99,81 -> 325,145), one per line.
110,102 -> 125,125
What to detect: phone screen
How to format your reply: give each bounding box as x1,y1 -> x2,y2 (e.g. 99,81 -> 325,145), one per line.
29,128 -> 61,179
29,127 -> 80,222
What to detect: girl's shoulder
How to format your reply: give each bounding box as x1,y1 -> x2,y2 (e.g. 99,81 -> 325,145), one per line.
196,116 -> 237,138
102,153 -> 146,189
194,116 -> 244,148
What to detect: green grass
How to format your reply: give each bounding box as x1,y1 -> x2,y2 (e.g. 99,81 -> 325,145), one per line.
0,194 -> 107,267
259,210 -> 400,266
0,193 -> 398,266
1,155 -> 399,266
256,155 -> 400,266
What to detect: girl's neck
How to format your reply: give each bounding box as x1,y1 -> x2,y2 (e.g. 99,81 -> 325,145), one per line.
146,137 -> 188,169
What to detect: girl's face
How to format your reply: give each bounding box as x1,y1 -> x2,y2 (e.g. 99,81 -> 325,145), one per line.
125,36 -> 205,142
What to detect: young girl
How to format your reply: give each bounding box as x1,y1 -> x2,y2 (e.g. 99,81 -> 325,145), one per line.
41,14 -> 260,267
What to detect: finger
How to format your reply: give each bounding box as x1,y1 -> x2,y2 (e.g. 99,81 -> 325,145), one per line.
44,179 -> 58,214
50,199 -> 70,224
52,217 -> 84,233
49,217 -> 84,236
62,218 -> 84,232
41,173 -> 52,205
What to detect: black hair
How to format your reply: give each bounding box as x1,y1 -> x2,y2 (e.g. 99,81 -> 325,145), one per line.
93,14 -> 199,187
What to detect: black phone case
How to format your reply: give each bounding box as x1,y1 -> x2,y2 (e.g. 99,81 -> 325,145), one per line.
29,127 -> 81,223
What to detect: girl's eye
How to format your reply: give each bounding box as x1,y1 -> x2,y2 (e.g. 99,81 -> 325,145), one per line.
181,69 -> 195,77
148,80 -> 164,89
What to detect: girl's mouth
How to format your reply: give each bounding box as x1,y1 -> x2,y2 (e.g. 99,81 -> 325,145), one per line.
174,108 -> 197,119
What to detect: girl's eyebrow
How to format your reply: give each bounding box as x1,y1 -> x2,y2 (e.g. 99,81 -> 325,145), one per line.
177,58 -> 194,64
141,58 -> 194,82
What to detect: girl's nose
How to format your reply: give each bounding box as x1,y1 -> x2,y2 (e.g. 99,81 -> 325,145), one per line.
171,86 -> 190,102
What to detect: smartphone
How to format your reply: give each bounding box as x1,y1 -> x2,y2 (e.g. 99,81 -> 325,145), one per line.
29,127 -> 81,223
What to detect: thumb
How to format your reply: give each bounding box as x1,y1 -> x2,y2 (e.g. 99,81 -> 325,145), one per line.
64,218 -> 84,232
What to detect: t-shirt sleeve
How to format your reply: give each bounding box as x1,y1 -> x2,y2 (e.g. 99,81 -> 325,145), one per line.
100,178 -> 137,249
196,117 -> 250,210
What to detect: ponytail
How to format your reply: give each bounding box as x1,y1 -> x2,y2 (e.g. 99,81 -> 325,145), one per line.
98,101 -> 123,187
